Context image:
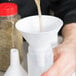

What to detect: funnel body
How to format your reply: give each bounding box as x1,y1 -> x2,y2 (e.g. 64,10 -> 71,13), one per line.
15,15 -> 63,76
16,15 -> 63,48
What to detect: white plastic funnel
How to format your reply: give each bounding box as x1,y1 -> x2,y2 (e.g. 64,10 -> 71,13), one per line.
4,48 -> 27,76
15,15 -> 63,76
15,15 -> 63,48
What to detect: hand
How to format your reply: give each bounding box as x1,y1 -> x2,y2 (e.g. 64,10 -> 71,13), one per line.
42,40 -> 76,76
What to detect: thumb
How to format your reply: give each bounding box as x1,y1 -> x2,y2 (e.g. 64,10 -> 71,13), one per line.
41,47 -> 61,76
41,53 -> 72,76
41,56 -> 62,76
41,63 -> 58,76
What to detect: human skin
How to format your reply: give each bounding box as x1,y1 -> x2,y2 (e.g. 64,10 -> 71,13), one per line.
42,23 -> 76,76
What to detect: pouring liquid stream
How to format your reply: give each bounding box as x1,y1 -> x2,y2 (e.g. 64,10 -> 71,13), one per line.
11,21 -> 15,48
34,0 -> 43,32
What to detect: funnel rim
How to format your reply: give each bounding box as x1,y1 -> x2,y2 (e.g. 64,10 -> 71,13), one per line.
15,15 -> 63,35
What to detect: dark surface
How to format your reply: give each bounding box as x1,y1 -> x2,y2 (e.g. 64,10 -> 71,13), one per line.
0,0 -> 76,25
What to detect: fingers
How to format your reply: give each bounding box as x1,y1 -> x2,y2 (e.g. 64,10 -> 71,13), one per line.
42,54 -> 64,76
42,53 -> 75,76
